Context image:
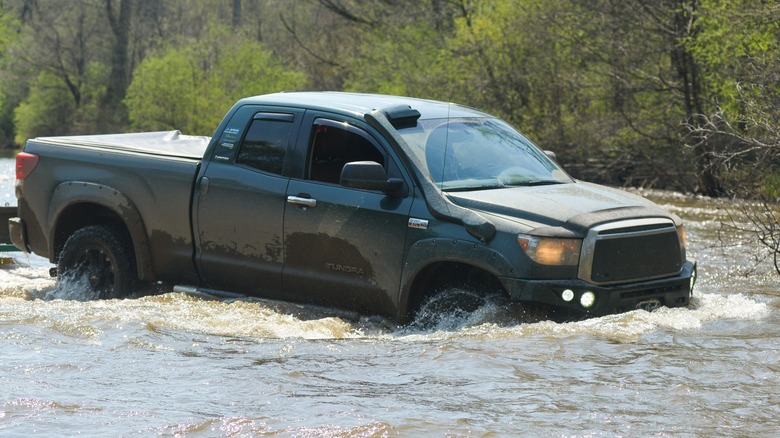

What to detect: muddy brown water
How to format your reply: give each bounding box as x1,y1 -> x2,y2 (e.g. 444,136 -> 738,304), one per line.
1,158 -> 779,437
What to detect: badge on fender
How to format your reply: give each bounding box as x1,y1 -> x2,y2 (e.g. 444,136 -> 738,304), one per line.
408,218 -> 429,230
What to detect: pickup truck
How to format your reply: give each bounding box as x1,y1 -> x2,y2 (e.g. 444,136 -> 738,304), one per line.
9,92 -> 696,322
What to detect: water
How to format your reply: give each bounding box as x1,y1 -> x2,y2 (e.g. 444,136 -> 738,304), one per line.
1,157 -> 779,437
0,152 -> 14,207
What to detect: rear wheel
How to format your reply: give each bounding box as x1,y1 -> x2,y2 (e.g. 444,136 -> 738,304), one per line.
57,225 -> 137,299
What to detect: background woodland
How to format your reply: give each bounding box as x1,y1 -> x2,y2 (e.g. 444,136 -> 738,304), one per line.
1,0 -> 779,203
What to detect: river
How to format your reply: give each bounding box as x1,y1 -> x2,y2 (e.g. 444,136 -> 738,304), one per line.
0,155 -> 778,437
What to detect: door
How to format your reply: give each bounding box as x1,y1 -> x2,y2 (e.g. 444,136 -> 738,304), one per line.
194,107 -> 302,297
283,116 -> 413,316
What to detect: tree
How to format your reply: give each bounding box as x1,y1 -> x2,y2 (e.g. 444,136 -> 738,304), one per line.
0,6 -> 19,148
682,0 -> 780,272
101,0 -> 132,128
6,0 -> 109,139
125,33 -> 307,135
13,72 -> 77,143
668,0 -> 724,196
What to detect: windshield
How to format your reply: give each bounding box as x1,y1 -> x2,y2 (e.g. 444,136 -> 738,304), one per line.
397,117 -> 573,191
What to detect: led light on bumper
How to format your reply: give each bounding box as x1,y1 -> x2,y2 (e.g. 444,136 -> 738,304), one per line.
580,291 -> 596,308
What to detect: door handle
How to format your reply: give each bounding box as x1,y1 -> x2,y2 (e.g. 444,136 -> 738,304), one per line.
287,195 -> 317,208
199,176 -> 210,196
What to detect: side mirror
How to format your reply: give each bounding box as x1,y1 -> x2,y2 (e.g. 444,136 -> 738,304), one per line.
340,161 -> 404,197
544,150 -> 557,162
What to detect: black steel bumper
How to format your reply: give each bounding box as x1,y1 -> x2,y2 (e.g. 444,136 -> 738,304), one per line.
502,260 -> 697,317
8,217 -> 28,253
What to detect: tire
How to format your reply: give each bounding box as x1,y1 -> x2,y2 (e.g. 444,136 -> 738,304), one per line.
410,287 -> 489,329
57,225 -> 137,299
409,265 -> 512,329
423,288 -> 484,315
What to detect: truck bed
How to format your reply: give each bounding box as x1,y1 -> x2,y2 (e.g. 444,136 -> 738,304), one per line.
19,132 -> 207,282
35,130 -> 211,160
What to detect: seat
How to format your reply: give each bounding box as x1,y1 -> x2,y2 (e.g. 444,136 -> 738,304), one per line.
310,129 -> 346,184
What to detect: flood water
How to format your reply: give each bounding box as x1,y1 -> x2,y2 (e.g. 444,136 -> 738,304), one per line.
1,156 -> 778,437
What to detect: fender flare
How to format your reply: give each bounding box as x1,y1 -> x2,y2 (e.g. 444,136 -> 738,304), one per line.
396,237 -> 516,320
48,181 -> 155,280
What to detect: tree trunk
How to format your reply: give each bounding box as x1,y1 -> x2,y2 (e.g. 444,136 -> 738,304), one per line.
671,0 -> 724,197
104,0 -> 132,110
233,0 -> 241,26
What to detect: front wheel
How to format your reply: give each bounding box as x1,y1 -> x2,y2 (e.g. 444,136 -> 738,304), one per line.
57,225 -> 137,299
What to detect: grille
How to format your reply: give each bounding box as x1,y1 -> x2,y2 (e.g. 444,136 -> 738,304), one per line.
579,218 -> 683,285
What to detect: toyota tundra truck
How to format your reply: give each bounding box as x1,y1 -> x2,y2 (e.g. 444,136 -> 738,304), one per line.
8,92 -> 696,322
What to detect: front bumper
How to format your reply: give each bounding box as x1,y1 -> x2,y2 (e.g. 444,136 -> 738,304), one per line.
502,260 -> 697,317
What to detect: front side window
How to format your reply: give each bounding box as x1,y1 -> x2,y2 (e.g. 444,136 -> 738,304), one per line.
308,120 -> 385,184
236,113 -> 295,175
397,117 -> 572,191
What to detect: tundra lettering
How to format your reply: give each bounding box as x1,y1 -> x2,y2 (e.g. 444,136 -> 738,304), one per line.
326,263 -> 365,275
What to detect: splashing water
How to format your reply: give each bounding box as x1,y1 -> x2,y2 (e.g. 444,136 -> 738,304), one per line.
1,160 -> 779,436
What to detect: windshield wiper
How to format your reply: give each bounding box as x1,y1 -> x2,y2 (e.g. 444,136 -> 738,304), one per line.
504,180 -> 566,187
443,184 -> 507,192
442,180 -> 568,192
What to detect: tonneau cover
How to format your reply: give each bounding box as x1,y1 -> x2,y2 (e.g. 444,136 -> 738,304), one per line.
35,130 -> 211,160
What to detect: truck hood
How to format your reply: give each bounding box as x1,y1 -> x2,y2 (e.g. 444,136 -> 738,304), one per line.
446,181 -> 677,235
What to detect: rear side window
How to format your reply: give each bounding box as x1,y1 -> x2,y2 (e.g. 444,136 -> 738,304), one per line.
236,113 -> 295,175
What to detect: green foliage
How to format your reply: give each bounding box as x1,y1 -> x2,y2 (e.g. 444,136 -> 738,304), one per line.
13,72 -> 76,144
0,8 -> 20,147
125,48 -> 199,133
442,1 -> 573,130
12,61 -> 111,144
342,24 -> 446,98
126,36 -> 306,136
0,0 -> 779,196
690,0 -> 780,114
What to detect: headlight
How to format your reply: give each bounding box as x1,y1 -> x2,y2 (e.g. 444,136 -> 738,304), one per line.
677,225 -> 687,249
517,234 -> 582,266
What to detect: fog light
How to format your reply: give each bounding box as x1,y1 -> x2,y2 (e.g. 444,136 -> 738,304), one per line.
580,291 -> 596,308
562,289 -> 574,302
